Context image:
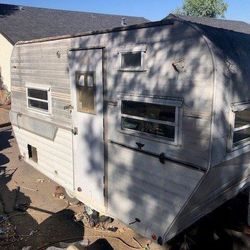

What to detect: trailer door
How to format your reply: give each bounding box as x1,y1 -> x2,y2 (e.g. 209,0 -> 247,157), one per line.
69,48 -> 105,210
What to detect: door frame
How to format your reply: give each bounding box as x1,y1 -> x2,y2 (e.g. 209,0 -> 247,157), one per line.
69,46 -> 109,209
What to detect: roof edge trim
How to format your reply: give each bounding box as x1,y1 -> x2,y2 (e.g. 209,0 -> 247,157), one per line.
16,19 -> 174,45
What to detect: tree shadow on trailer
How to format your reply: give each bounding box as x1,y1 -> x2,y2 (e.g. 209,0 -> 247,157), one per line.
67,17 -> 250,249
167,23 -> 250,248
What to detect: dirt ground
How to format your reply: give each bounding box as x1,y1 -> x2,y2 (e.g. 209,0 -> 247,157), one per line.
2,105 -> 250,250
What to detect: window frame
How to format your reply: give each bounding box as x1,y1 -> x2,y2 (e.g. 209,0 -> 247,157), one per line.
228,102 -> 250,151
26,84 -> 51,115
118,95 -> 183,145
118,47 -> 147,72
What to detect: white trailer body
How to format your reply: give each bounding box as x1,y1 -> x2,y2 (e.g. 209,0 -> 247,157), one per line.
10,15 -> 250,242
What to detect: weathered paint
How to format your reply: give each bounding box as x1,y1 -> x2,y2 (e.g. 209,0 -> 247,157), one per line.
10,17 -> 250,243
12,125 -> 74,191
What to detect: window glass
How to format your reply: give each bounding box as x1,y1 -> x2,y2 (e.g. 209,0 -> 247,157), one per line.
234,109 -> 250,128
28,99 -> 48,110
122,101 -> 175,122
121,117 -> 175,140
76,72 -> 95,114
233,127 -> 250,144
27,89 -> 48,100
233,108 -> 250,146
121,100 -> 178,142
121,52 -> 141,68
78,75 -> 85,86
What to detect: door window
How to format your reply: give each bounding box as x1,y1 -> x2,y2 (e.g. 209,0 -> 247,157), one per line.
76,72 -> 95,114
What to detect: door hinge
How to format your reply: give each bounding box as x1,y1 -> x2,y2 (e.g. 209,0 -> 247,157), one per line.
72,127 -> 78,135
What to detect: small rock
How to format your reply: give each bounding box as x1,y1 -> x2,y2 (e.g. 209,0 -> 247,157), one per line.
59,194 -> 65,200
53,186 -> 65,199
36,178 -> 45,183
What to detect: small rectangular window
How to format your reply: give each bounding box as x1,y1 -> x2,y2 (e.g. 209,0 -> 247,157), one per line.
119,49 -> 146,71
76,72 -> 95,114
233,109 -> 250,146
27,87 -> 50,113
121,100 -> 179,142
121,52 -> 142,68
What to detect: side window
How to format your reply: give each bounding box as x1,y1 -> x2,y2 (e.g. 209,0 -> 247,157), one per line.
76,72 -> 95,114
27,87 -> 51,113
232,108 -> 250,146
120,100 -> 181,144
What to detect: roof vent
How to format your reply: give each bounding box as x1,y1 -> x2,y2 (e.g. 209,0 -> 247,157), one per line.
121,18 -> 127,26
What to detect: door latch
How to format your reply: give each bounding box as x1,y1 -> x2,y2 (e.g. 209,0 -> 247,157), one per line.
64,104 -> 74,112
72,127 -> 78,135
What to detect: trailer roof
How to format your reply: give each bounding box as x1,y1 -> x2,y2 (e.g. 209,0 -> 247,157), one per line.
16,13 -> 250,46
0,3 -> 148,44
168,14 -> 250,34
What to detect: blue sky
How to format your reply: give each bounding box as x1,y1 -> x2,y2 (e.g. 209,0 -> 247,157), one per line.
1,0 -> 250,23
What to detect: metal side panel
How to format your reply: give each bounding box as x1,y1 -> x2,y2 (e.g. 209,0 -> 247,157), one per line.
107,142 -> 204,240
166,151 -> 250,241
12,125 -> 74,191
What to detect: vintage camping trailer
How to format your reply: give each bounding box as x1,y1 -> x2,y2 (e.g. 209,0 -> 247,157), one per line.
10,14 -> 250,243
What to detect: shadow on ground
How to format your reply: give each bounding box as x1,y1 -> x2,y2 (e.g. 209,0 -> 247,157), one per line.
0,127 -> 114,250
0,128 -> 86,249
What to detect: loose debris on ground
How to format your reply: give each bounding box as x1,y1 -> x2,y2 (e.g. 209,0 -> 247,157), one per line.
0,214 -> 17,247
53,186 -> 66,200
